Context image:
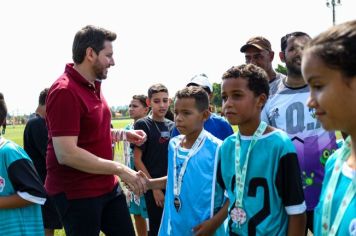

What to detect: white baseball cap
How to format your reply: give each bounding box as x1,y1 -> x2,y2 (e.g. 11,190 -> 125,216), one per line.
186,74 -> 213,94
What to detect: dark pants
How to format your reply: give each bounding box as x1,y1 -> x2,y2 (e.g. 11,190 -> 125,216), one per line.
52,185 -> 135,236
42,196 -> 62,229
305,210 -> 314,235
145,190 -> 164,236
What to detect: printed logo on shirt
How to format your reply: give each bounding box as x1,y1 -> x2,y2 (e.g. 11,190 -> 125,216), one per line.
0,176 -> 5,192
349,218 -> 356,236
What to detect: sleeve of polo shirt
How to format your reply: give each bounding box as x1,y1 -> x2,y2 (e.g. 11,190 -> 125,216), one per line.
46,87 -> 81,137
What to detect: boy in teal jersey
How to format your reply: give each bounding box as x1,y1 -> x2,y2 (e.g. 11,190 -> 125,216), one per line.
148,86 -> 228,236
124,95 -> 150,236
217,64 -> 306,235
0,93 -> 47,235
302,20 -> 356,236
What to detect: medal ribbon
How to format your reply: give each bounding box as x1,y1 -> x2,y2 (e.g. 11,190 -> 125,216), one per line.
322,136 -> 356,236
173,129 -> 207,197
234,122 -> 267,211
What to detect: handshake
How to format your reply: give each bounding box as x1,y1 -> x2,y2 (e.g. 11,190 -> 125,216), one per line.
111,128 -> 156,195
120,168 -> 152,196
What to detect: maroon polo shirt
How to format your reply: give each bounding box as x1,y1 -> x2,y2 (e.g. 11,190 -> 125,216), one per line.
45,63 -> 117,199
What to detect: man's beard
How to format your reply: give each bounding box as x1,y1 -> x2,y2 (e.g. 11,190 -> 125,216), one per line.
93,60 -> 107,80
286,58 -> 302,77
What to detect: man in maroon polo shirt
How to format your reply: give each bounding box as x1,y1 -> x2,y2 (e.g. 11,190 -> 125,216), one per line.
45,25 -> 147,236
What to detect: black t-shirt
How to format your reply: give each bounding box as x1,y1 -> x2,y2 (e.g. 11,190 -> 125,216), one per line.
23,115 -> 48,182
134,116 -> 174,178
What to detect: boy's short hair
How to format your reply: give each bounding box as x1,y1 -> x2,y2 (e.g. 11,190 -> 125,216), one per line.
0,92 -> 7,128
132,94 -> 148,107
147,83 -> 169,99
175,86 -> 209,112
222,64 -> 269,98
39,88 -> 49,106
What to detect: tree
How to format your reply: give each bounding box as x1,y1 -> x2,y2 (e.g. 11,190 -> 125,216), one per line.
275,64 -> 287,75
211,82 -> 222,111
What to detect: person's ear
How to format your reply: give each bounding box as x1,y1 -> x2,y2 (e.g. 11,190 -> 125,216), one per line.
279,51 -> 286,63
258,94 -> 267,110
86,47 -> 97,63
202,109 -> 210,122
146,98 -> 151,107
269,51 -> 275,61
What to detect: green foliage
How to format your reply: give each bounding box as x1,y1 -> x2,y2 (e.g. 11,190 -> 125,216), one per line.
275,64 -> 287,75
211,82 -> 222,109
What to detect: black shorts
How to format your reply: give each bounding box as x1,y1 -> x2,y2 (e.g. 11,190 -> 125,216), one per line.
42,196 -> 62,229
51,185 -> 135,236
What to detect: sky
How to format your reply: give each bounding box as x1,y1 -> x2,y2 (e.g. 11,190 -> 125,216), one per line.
1,0 -> 355,115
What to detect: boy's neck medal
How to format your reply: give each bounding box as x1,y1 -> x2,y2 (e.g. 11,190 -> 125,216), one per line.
173,129 -> 206,212
232,121 -> 267,227
174,196 -> 182,212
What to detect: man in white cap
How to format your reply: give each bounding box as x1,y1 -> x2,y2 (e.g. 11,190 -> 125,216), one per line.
171,74 -> 233,141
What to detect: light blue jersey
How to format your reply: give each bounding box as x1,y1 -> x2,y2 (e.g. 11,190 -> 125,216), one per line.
219,130 -> 306,236
314,149 -> 356,236
159,130 -> 226,236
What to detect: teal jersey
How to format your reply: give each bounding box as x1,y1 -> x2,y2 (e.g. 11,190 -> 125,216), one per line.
314,149 -> 356,236
218,130 -> 306,236
0,139 -> 45,236
159,130 -> 226,236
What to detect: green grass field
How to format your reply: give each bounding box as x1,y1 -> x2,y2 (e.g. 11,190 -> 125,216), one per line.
3,119 -> 132,236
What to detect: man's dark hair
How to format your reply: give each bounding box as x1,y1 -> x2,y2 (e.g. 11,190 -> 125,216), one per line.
72,25 -> 117,64
222,64 -> 269,98
0,93 -> 7,134
39,88 -> 49,106
305,20 -> 356,79
174,86 -> 209,112
147,83 -> 169,99
281,31 -> 311,53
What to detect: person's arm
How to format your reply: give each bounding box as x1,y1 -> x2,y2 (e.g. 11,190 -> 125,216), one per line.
287,213 -> 306,236
276,150 -> 307,235
52,136 -> 147,195
112,129 -> 147,146
148,176 -> 167,190
0,194 -> 34,209
1,154 -> 47,209
193,200 -> 229,236
133,146 -> 165,207
133,147 -> 151,178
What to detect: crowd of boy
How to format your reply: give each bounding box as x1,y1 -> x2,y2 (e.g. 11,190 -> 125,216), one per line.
1,21 -> 355,236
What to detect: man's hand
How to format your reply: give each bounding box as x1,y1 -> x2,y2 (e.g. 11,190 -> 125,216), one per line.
126,130 -> 147,146
153,189 -> 165,208
118,166 -> 148,196
193,219 -> 215,236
